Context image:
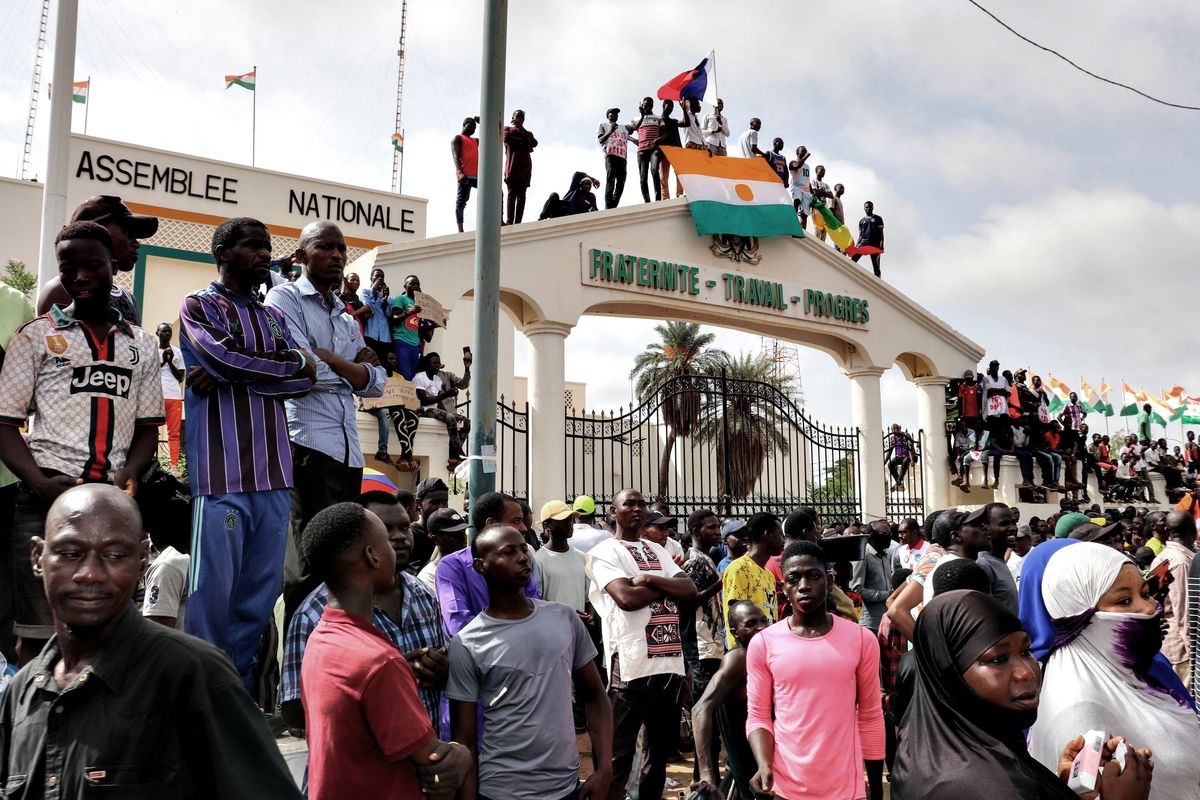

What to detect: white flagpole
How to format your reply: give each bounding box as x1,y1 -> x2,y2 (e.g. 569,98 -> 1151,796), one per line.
37,0 -> 79,291
251,64 -> 257,167
83,75 -> 90,135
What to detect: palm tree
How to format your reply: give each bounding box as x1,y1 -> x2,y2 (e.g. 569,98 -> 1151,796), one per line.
696,352 -> 791,500
629,322 -> 729,501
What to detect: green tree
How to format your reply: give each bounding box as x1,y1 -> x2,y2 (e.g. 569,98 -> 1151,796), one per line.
629,321 -> 728,501
695,352 -> 791,500
2,260 -> 36,301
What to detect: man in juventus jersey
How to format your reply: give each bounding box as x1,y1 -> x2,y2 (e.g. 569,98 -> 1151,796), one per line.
0,221 -> 163,664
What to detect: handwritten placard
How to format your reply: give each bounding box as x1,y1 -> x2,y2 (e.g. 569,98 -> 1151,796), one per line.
361,375 -> 421,411
413,290 -> 448,328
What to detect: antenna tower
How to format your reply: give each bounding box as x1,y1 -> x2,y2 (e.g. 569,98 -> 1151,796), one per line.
759,337 -> 805,405
390,0 -> 409,194
20,0 -> 52,180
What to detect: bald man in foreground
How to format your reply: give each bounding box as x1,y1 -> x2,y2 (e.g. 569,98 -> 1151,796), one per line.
0,484 -> 300,799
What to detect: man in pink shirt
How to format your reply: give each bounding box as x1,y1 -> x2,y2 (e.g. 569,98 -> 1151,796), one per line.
747,540 -> 885,800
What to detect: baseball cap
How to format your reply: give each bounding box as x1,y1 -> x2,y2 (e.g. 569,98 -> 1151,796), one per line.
1054,511 -> 1091,539
1015,525 -> 1032,540
607,107 -> 621,116
645,510 -> 677,528
416,477 -> 449,498
721,519 -> 747,536
538,500 -> 577,526
958,506 -> 989,530
1071,520 -> 1124,544
427,508 -> 470,536
572,495 -> 596,515
70,195 -> 158,239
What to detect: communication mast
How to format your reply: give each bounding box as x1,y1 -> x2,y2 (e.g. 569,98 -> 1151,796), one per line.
760,337 -> 805,405
390,0 -> 408,194
20,0 -> 52,180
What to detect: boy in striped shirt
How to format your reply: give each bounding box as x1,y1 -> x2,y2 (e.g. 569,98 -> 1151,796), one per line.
179,217 -> 316,690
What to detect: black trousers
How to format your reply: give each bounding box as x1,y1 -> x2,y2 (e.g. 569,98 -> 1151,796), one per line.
852,251 -> 882,277
282,443 -> 363,630
607,655 -> 683,800
637,149 -> 661,203
455,176 -> 478,225
604,154 -> 627,209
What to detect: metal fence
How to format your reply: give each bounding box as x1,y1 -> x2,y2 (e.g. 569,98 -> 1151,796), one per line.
564,370 -> 862,522
457,396 -> 529,500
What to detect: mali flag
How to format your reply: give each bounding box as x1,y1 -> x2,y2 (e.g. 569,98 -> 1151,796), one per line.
662,146 -> 802,238
812,198 -> 854,252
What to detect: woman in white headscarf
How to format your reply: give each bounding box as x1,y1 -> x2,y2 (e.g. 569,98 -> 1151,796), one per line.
1028,542 -> 1200,799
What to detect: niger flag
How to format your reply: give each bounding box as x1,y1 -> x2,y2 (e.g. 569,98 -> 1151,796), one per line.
661,146 -> 802,238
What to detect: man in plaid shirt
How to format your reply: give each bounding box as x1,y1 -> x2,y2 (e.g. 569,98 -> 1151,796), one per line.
279,492 -> 447,737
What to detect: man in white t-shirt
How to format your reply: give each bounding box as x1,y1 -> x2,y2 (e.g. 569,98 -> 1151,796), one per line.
569,494 -> 612,553
586,488 -> 697,800
412,351 -> 469,468
597,107 -> 638,209
533,500 -> 589,614
142,544 -> 190,629
701,99 -> 730,155
157,323 -> 185,468
738,118 -> 763,158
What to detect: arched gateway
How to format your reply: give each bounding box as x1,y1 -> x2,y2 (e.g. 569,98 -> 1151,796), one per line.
354,198 -> 984,520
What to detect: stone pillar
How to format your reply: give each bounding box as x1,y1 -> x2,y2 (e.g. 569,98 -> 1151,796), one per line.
525,321 -> 572,509
847,367 -> 886,523
914,377 -> 951,512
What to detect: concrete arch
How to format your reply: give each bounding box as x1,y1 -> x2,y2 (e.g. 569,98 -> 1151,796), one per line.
891,351 -> 940,382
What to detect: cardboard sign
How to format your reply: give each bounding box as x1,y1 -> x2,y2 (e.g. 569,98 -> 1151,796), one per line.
413,290 -> 448,328
361,375 -> 421,411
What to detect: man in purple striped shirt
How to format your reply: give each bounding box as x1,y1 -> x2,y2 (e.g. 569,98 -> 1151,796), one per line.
179,217 -> 317,690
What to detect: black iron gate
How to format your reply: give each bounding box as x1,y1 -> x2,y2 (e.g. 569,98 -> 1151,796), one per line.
564,371 -> 861,522
456,396 -> 529,500
884,428 -> 927,521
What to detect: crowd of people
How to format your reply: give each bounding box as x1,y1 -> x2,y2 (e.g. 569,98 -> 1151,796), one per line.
947,361 -> 1196,506
2,195 -> 1199,799
449,97 -> 888,276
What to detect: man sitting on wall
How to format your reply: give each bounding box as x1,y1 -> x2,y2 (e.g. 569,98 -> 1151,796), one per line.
412,351 -> 471,470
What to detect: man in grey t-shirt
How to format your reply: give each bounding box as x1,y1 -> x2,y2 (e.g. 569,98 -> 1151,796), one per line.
446,524 -> 613,800
976,502 -> 1019,614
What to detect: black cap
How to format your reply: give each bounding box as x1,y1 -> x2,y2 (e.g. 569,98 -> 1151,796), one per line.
1073,520 -> 1124,543
645,510 -> 677,528
70,195 -> 158,239
959,506 -> 989,530
427,508 -> 470,536
415,477 -> 449,498
607,107 -> 621,116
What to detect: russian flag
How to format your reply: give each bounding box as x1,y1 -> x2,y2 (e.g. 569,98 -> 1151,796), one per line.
657,50 -> 717,104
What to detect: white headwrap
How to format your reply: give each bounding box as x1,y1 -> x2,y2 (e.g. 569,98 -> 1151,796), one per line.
1028,543 -> 1200,800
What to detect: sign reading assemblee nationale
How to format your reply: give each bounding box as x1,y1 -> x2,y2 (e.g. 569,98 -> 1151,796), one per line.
72,145 -> 417,234
583,247 -> 870,327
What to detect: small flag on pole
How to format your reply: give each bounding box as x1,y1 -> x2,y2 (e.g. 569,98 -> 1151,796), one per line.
48,80 -> 89,103
391,133 -> 404,153
225,70 -> 256,91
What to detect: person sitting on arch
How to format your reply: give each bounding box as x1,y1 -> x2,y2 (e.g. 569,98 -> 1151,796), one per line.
538,172 -> 600,220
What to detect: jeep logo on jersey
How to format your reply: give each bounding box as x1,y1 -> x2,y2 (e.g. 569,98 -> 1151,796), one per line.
70,364 -> 133,398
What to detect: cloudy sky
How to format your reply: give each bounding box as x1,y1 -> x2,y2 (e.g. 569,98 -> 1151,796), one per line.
3,0 -> 1199,437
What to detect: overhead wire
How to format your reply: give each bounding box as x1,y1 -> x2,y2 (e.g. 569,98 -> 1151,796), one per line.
966,0 -> 1200,111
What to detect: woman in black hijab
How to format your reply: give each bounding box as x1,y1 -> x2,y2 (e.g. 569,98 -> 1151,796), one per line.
892,590 -> 1151,800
